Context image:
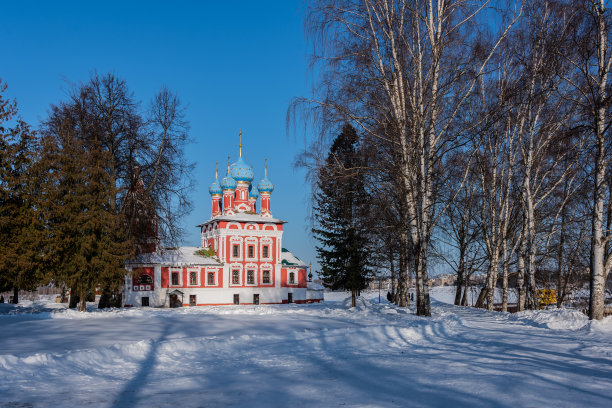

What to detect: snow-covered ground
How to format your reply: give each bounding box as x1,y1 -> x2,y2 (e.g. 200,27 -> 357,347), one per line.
1,289 -> 611,408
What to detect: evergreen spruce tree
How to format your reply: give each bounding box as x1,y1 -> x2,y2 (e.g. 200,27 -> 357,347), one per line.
40,99 -> 132,311
0,80 -> 41,303
313,124 -> 371,307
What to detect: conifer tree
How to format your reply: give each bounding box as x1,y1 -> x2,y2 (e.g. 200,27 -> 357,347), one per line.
313,124 -> 371,307
40,96 -> 132,311
0,80 -> 41,303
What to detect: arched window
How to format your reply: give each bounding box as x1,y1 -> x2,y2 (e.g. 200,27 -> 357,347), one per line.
262,270 -> 271,284
138,274 -> 153,285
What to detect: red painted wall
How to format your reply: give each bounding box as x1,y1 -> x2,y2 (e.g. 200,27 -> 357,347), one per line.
161,267 -> 169,288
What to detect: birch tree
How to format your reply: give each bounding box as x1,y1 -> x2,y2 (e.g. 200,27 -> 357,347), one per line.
293,0 -> 523,316
556,0 -> 612,319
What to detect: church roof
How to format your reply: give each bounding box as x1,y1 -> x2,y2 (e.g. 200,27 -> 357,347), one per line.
197,212 -> 286,227
280,248 -> 308,268
126,246 -> 222,267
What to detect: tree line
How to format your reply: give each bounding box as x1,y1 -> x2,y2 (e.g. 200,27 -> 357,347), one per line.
0,73 -> 193,311
294,0 -> 612,320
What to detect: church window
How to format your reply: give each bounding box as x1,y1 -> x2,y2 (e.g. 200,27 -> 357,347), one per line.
137,274 -> 152,285
247,270 -> 255,284
289,272 -> 295,285
248,245 -> 254,258
233,294 -> 240,305
232,269 -> 240,284
207,272 -> 215,285
189,295 -> 196,306
262,246 -> 269,258
262,271 -> 271,284
189,272 -> 197,285
141,297 -> 149,307
171,272 -> 179,286
232,244 -> 240,258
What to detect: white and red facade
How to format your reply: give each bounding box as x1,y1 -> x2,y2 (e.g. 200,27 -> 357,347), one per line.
124,144 -> 322,307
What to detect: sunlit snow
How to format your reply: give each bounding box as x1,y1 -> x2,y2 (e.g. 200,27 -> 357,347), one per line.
0,289 -> 611,407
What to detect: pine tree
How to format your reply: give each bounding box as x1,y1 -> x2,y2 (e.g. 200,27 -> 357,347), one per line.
313,124 -> 371,307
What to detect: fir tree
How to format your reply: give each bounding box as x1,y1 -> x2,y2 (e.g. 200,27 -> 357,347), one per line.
313,124 -> 371,307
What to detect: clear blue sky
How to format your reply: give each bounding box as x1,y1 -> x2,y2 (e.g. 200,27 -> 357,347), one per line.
2,1 -> 320,272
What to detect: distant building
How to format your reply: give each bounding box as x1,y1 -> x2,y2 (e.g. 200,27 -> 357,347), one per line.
429,274 -> 456,287
123,135 -> 322,307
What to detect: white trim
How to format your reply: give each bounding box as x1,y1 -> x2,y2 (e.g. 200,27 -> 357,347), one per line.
288,271 -> 296,285
260,268 -> 273,285
260,237 -> 273,261
226,222 -> 242,230
230,263 -> 243,286
187,269 -> 200,286
245,262 -> 258,286
169,268 -> 182,287
229,237 -> 244,262
205,266 -> 219,286
245,237 -> 258,261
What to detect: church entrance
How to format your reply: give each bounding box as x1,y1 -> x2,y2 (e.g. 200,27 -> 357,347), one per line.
168,289 -> 184,308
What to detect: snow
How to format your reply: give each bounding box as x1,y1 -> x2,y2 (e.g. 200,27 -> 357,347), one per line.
429,285 -> 519,305
280,248 -> 308,267
197,212 -> 286,226
127,246 -> 221,266
1,290 -> 611,407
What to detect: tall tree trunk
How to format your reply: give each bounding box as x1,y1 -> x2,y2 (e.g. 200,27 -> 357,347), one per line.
501,249 -> 509,312
69,291 -> 78,309
475,286 -> 487,308
398,230 -> 410,307
590,130 -> 607,320
556,211 -> 566,308
485,253 -> 499,311
587,0 -> 611,321
525,195 -> 537,309
461,273 -> 470,306
11,287 -> 18,304
455,247 -> 465,306
517,229 -> 527,311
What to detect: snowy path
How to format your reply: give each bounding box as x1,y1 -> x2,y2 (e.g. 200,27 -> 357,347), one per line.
0,294 -> 611,408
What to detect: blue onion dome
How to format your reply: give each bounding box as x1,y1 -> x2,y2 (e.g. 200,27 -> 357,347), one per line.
220,173 -> 237,190
257,175 -> 274,193
249,185 -> 259,199
229,156 -> 254,182
209,179 -> 222,195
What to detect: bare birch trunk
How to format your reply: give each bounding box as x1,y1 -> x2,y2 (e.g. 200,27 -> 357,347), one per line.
501,247 -> 509,312
517,234 -> 527,312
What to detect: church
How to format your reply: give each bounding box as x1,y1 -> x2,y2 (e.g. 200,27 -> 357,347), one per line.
123,135 -> 323,307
